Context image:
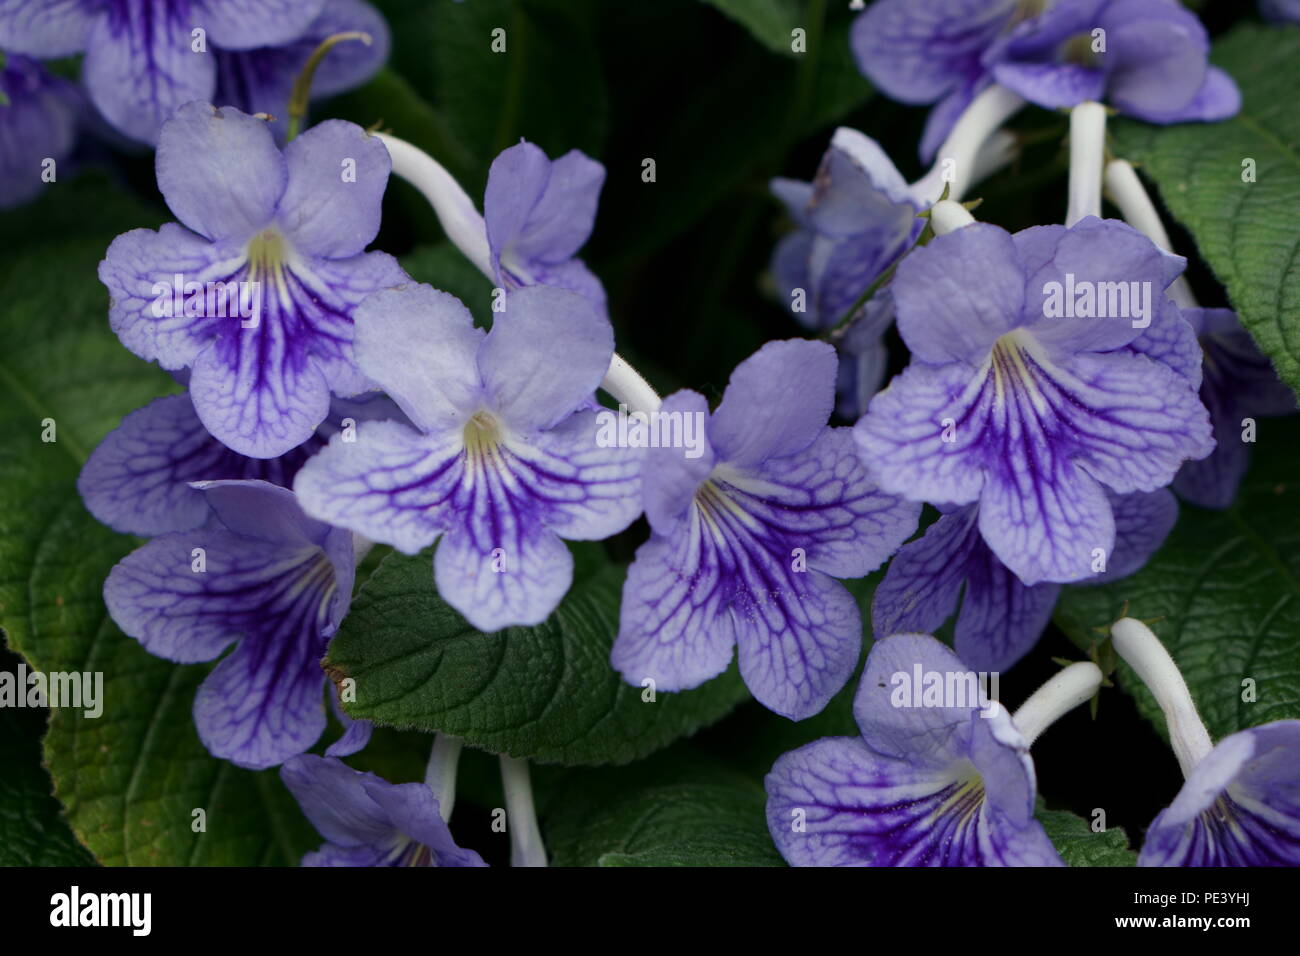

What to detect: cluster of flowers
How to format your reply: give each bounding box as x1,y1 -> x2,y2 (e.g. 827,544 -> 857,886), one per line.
13,0 -> 1297,865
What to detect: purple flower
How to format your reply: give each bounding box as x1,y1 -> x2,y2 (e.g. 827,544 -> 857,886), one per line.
990,0 -> 1240,124
765,633 -> 1064,866
104,479 -> 364,769
281,755 -> 487,867
79,388 -> 403,536
1172,308 -> 1296,510
0,0 -> 376,145
850,0 -> 1022,161
770,128 -> 921,416
215,0 -> 389,140
99,103 -> 408,458
610,340 -> 920,720
1140,721 -> 1300,866
0,54 -> 78,209
854,217 -> 1212,586
485,139 -> 607,311
293,282 -> 641,632
1261,0 -> 1300,23
873,488 -> 1177,671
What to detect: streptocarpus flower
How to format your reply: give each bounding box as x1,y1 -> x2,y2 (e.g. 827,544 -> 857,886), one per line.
215,0 -> 389,140
104,479 -> 365,769
1110,618 -> 1300,866
765,633 -> 1069,866
79,388 -> 403,536
0,54 -> 78,209
609,339 -> 920,721
990,0 -> 1240,123
854,216 -> 1212,586
293,282 -> 642,632
485,139 -> 607,311
99,103 -> 408,458
770,127 -> 921,416
0,0 -> 324,144
873,488 -> 1177,671
1172,308 -> 1296,510
281,754 -> 486,867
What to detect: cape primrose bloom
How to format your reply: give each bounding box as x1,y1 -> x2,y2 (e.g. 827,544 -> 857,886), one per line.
873,488 -> 1176,671
104,480 -> 363,769
1172,308 -> 1296,510
0,0 -> 334,144
854,217 -> 1212,586
99,103 -> 408,458
281,755 -> 487,867
1110,618 -> 1300,866
485,139 -> 607,312
991,0 -> 1240,123
294,282 -> 642,632
765,633 -> 1066,866
0,54 -> 78,209
610,340 -> 920,721
770,127 -> 921,416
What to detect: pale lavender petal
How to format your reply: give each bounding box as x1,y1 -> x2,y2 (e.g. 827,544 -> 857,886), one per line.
434,520 -> 573,631
197,0 -> 326,50
1092,487 -> 1177,583
281,755 -> 399,847
954,555 -> 1060,672
872,507 -> 978,640
361,777 -> 488,867
641,391 -> 716,537
991,61 -> 1104,109
0,55 -> 78,209
0,0 -> 95,57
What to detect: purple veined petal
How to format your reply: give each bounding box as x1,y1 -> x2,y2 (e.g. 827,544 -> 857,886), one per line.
853,360 -> 988,506
641,391 -> 716,537
478,284 -> 614,434
849,0 -> 1015,106
83,1 -> 216,145
853,633 -> 984,770
155,102 -> 286,241
0,55 -> 78,209
294,420 -> 466,555
611,530 -> 739,694
513,407 -> 644,541
195,0 -> 326,50
1102,1 -> 1209,121
0,0 -> 96,57
1126,297 -> 1203,388
99,223 -> 248,370
892,224 -> 1026,366
434,520 -> 574,632
1140,721 -> 1300,866
968,711 -> 1063,864
805,128 -> 915,236
281,754 -> 404,848
276,119 -> 391,259
708,339 -> 837,471
351,285 -> 484,433
1089,487 -> 1177,583
954,551 -> 1060,672
193,478 -> 334,549
485,141 -> 605,277
873,507 -> 979,640
361,777 -> 488,867
734,568 -> 864,720
990,61 -> 1105,110
77,392 -> 318,536
723,427 -> 920,580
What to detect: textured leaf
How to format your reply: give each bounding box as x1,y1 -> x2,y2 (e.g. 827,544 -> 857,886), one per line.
326,548 -> 751,766
0,228 -> 315,865
1055,417 -> 1300,743
1037,806 -> 1137,867
1111,24 -> 1300,398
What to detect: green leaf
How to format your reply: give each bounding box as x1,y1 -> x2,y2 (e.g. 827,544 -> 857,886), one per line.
0,649 -> 96,866
543,749 -> 785,866
1110,24 -> 1300,398
325,548 -> 750,766
1055,417 -> 1300,743
0,221 -> 316,865
399,242 -> 496,326
698,0 -> 803,57
1037,804 -> 1138,867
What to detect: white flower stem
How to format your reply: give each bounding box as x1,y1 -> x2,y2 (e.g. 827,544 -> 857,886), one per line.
909,84 -> 1026,206
500,755 -> 548,867
1011,662 -> 1103,747
424,733 -> 463,822
1103,159 -> 1198,308
1066,101 -> 1107,226
1110,617 -> 1214,778
376,131 -> 661,417
929,199 -> 977,236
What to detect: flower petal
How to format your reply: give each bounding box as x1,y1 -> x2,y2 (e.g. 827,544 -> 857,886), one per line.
872,507 -> 978,640
434,521 -> 573,631
280,754 -> 401,848
0,0 -> 95,56
641,391 -> 716,537
197,0 -> 326,50
362,778 -> 488,867
955,548 -> 1060,671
